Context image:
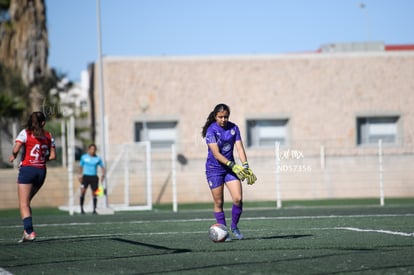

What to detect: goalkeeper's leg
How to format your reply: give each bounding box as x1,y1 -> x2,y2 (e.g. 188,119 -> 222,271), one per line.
214,211 -> 226,226
231,203 -> 242,229
225,179 -> 244,239
208,177 -> 227,225
210,183 -> 232,242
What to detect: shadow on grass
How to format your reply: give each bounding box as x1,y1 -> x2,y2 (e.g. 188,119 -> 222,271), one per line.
244,234 -> 313,240
2,236 -> 192,269
3,235 -> 193,256
111,237 -> 192,254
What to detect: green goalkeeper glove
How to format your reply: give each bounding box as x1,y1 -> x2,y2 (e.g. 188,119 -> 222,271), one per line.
241,162 -> 257,185
226,161 -> 246,181
244,168 -> 257,185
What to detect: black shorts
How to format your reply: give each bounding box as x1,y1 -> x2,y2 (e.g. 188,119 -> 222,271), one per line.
81,175 -> 99,191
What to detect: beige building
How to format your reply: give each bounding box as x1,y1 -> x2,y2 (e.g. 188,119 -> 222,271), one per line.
2,44 -> 413,210
90,43 -> 414,206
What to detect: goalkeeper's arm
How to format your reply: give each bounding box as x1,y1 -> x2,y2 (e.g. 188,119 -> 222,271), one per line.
233,140 -> 257,184
226,161 -> 246,180
207,143 -> 245,180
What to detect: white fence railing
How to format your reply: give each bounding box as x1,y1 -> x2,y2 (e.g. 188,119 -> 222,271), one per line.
1,139 -> 414,211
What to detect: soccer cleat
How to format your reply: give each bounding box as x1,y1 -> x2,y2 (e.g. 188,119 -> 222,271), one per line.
18,231 -> 36,243
231,228 -> 244,240
225,233 -> 232,242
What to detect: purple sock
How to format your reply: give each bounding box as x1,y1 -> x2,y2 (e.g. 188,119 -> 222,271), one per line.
214,211 -> 226,226
231,204 -> 243,230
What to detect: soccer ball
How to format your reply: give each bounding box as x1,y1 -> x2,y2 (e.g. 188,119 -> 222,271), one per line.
209,223 -> 229,242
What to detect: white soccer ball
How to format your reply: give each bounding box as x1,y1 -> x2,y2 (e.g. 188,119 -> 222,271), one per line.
209,223 -> 229,242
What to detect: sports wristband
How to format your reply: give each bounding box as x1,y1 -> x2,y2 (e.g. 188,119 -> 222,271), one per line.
226,161 -> 235,168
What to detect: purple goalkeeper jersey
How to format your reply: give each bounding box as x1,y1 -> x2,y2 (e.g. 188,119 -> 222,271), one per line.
205,121 -> 242,175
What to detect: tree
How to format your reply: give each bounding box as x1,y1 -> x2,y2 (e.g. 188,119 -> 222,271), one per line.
0,0 -> 49,111
0,64 -> 26,167
0,0 -> 68,166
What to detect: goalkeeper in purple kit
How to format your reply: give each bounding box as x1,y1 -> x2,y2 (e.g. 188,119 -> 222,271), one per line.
201,103 -> 257,241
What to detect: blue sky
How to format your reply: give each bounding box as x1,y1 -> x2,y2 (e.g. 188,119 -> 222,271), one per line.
45,0 -> 414,81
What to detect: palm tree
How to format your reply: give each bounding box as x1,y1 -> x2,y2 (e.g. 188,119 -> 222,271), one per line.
0,65 -> 26,167
0,0 -> 58,166
0,0 -> 49,111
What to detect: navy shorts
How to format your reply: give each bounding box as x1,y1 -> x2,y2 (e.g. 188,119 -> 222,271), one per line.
18,166 -> 47,188
206,172 -> 239,189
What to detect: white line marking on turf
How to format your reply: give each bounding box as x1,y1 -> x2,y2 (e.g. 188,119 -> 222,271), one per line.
0,213 -> 413,229
244,213 -> 414,221
335,227 -> 414,237
0,226 -> 412,243
0,231 -> 210,242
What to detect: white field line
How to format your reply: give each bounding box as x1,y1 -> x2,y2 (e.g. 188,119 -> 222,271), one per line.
1,226 -> 412,243
1,213 -> 413,229
1,213 -> 413,242
2,216 -> 412,274
335,227 -> 414,237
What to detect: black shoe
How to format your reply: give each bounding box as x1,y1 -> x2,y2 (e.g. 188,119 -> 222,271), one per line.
93,210 -> 97,215
81,209 -> 85,214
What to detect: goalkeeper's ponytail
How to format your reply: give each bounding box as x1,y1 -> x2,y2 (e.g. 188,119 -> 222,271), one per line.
201,111 -> 215,138
201,103 -> 230,138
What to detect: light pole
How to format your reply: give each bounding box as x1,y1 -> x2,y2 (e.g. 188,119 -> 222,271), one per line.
359,2 -> 371,42
96,0 -> 108,208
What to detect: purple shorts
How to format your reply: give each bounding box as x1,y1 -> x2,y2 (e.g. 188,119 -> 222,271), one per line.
18,166 -> 47,188
206,172 -> 239,189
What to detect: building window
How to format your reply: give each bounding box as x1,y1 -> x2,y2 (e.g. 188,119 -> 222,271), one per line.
247,119 -> 288,147
135,121 -> 178,149
357,116 -> 399,145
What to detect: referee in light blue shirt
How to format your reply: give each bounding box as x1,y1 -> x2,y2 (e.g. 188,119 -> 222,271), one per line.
78,144 -> 105,214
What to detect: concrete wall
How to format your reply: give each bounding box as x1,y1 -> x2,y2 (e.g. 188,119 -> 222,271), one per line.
89,51 -> 414,206
95,52 -> 414,155
1,149 -> 413,210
